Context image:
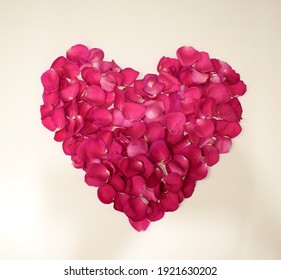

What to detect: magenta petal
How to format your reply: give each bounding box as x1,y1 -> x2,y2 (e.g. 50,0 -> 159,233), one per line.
214,135 -> 232,154
217,103 -> 240,122
207,83 -> 230,104
92,108 -> 112,126
81,67 -> 102,86
41,107 -> 66,132
148,140 -> 171,163
166,155 -> 189,176
41,69 -> 59,91
112,108 -> 125,125
85,163 -> 110,187
192,69 -> 209,84
165,112 -> 186,132
120,68 -> 139,86
189,162 -> 208,181
130,175 -> 146,196
160,192 -> 179,212
200,98 -> 216,118
142,74 -> 165,97
144,122 -> 165,143
126,121 -> 146,139
147,201 -> 164,222
216,120 -> 242,138
176,46 -> 200,67
182,179 -> 196,198
129,218 -> 150,231
97,184 -> 116,204
163,172 -> 183,193
194,51 -> 214,72
88,48 -> 104,62
120,157 -> 143,177
66,44 -> 90,64
100,72 -> 117,92
122,102 -> 146,121
109,175 -> 125,192
228,80 -> 247,96
158,71 -> 180,94
181,145 -> 202,169
86,138 -> 106,158
60,82 -> 79,101
202,145 -> 219,166
114,193 -> 130,212
123,197 -> 148,221
194,119 -> 215,138
62,62 -> 80,78
127,139 -> 148,157
83,85 -> 106,106
134,155 -> 154,179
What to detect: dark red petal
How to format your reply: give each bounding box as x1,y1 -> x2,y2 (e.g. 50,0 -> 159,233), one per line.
176,46 -> 200,67
66,44 -> 89,64
97,184 -> 116,204
123,197 -> 148,221
163,172 -> 183,193
85,163 -> 110,187
160,192 -> 179,212
129,218 -> 150,231
41,69 -> 59,91
202,145 -> 219,166
147,201 -> 165,222
216,120 -> 242,138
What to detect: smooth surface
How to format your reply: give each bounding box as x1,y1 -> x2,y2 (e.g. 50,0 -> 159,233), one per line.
0,0 -> 280,259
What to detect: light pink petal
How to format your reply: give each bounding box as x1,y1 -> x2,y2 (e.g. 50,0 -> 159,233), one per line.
194,119 -> 215,138
189,162 -> 208,181
62,62 -> 80,78
207,83 -> 230,104
194,51 -> 214,72
85,163 -> 110,187
163,172 -> 183,193
142,74 -> 165,97
97,184 -> 116,204
66,44 -> 89,64
158,71 -> 180,94
120,157 -> 143,177
200,98 -> 216,118
202,145 -> 219,166
100,72 -> 116,92
60,82 -> 79,101
126,121 -> 146,139
216,120 -> 242,138
123,197 -> 148,221
228,80 -> 247,96
86,138 -> 106,159
129,218 -> 150,231
160,192 -> 179,212
112,108 -> 125,125
192,69 -> 209,84
41,107 -> 67,132
166,155 -> 189,176
41,69 -> 59,91
120,68 -> 139,86
122,102 -> 146,121
92,108 -> 112,126
176,46 -> 200,67
182,179 -> 196,198
83,85 -> 106,106
144,122 -> 165,143
81,67 -> 102,86
147,201 -> 164,222
127,139 -> 148,157
148,140 -> 171,164
88,48 -> 104,62
114,192 -> 130,212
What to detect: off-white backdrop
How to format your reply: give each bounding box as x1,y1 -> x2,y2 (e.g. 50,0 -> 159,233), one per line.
0,0 -> 280,259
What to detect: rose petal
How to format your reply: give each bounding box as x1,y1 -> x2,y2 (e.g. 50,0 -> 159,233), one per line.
176,46 -> 200,67
182,179 -> 196,198
123,197 -> 148,221
85,163 -> 110,187
41,107 -> 67,132
163,172 -> 183,193
92,108 -> 112,126
194,119 -> 215,138
127,139 -> 148,157
83,85 -> 106,106
41,69 -> 59,91
147,201 -> 165,221
81,67 -> 102,86
144,122 -> 165,143
120,68 -> 139,86
148,140 -> 171,164
60,82 -> 79,101
114,192 -> 130,212
129,218 -> 150,231
202,145 -> 219,166
160,192 -> 179,212
216,120 -> 242,138
66,44 -> 90,64
122,102 -> 146,121
88,48 -> 104,62
97,184 -> 116,204
194,52 -> 214,72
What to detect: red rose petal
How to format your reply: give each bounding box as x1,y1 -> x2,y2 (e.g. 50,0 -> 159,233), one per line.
160,192 -> 179,212
129,218 -> 150,231
123,197 -> 148,221
97,184 -> 116,204
85,163 -> 110,187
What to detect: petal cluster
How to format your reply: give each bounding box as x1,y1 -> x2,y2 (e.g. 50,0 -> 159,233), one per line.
40,44 -> 246,231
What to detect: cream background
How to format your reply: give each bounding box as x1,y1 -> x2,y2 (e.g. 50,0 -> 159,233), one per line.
0,0 -> 280,259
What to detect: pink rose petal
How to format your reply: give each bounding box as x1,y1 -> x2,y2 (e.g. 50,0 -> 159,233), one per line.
97,184 -> 116,204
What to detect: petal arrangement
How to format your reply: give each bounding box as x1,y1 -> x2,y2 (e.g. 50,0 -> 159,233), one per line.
40,44 -> 246,231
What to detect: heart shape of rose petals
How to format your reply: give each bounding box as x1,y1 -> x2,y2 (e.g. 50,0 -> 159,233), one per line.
40,44 -> 246,231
